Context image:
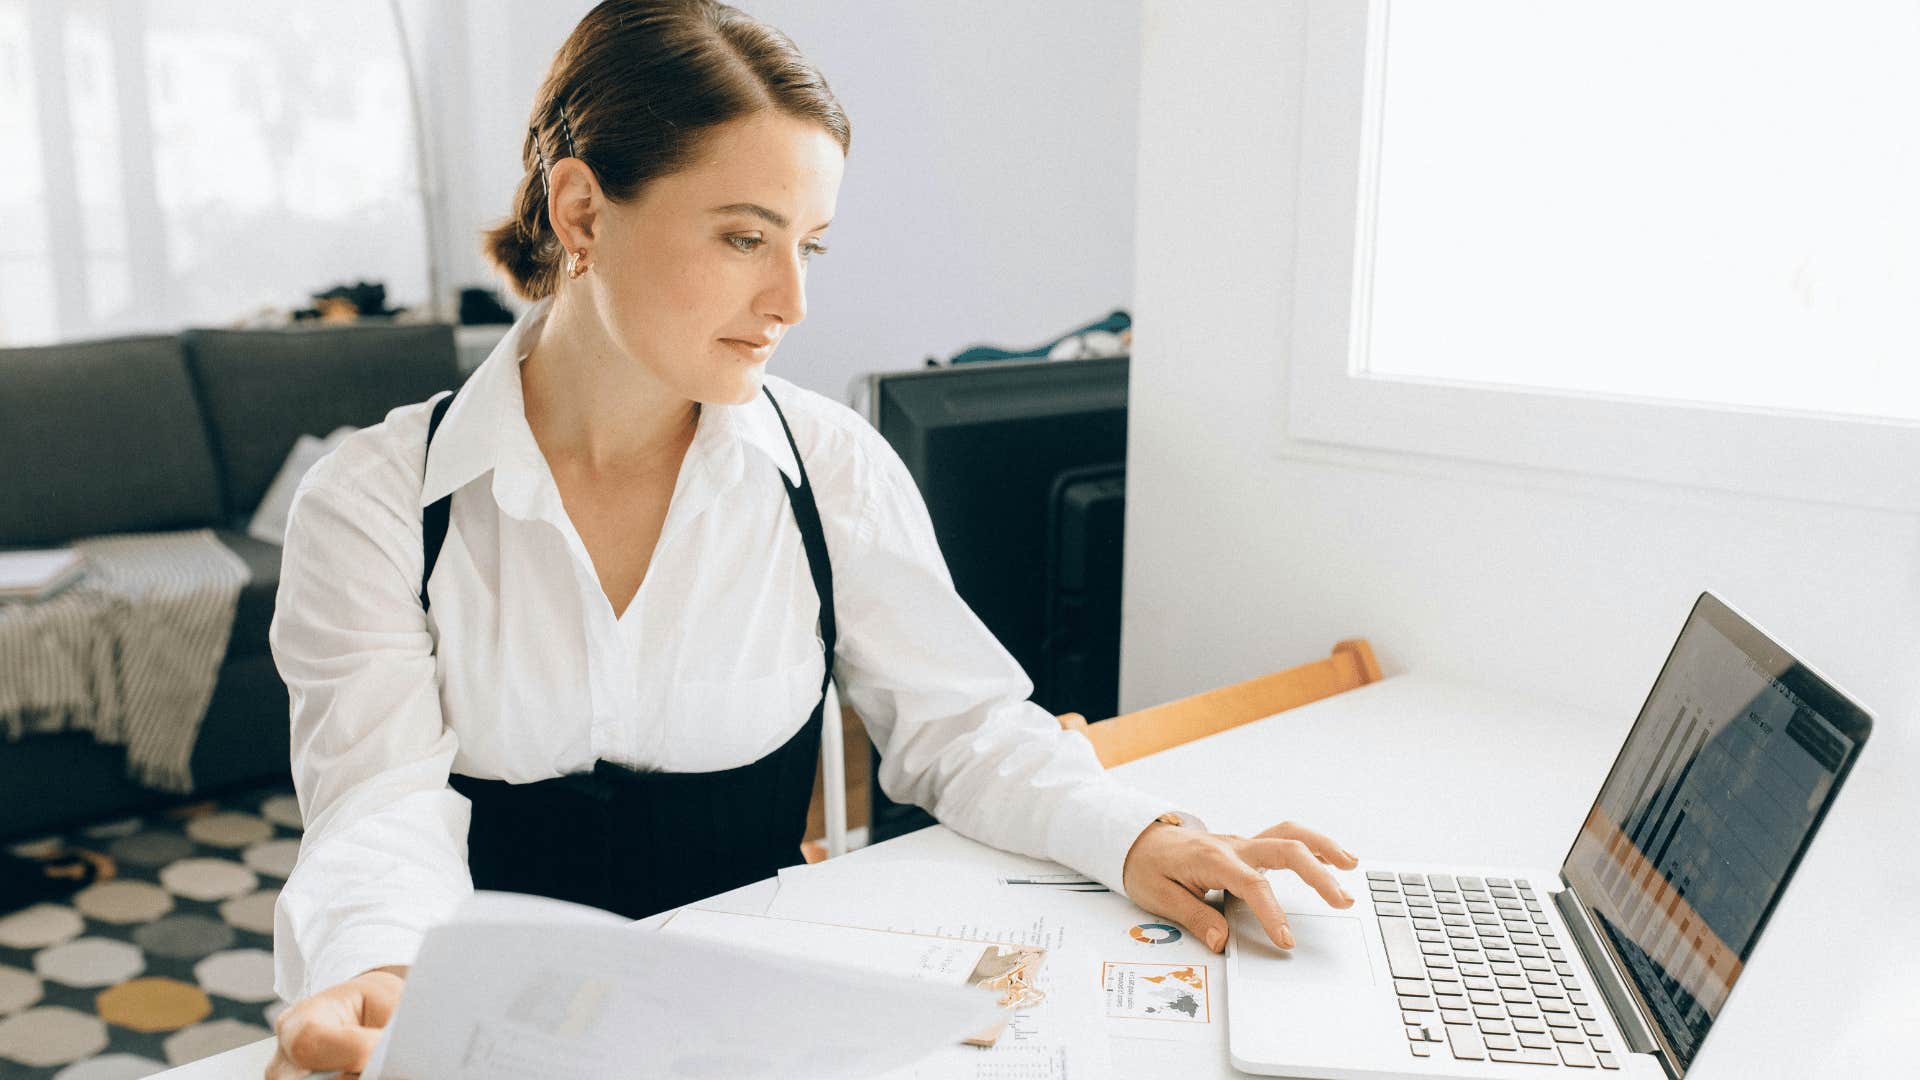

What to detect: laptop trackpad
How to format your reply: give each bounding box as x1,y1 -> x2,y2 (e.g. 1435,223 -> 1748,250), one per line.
1230,904 -> 1376,987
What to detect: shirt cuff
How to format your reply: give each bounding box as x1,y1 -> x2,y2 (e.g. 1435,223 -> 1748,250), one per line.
1044,777 -> 1187,900
1158,810 -> 1209,834
298,924 -> 430,1002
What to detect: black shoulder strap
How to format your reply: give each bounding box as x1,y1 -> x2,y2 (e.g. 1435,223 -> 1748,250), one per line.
420,390 -> 457,614
761,386 -> 837,694
420,385 -> 835,694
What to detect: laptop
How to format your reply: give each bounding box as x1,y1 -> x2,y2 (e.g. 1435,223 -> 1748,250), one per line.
1226,592 -> 1873,1079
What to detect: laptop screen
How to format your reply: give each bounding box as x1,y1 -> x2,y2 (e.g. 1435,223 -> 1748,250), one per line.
1561,593 -> 1871,1075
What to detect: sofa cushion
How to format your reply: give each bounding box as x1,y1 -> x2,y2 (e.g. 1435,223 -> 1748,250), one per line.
0,336 -> 225,546
184,322 -> 458,521
215,529 -> 282,661
0,653 -> 291,840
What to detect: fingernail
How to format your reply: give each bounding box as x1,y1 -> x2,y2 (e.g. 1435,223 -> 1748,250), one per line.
1338,888 -> 1353,905
1207,929 -> 1225,952
1280,926 -> 1295,949
1342,848 -> 1356,862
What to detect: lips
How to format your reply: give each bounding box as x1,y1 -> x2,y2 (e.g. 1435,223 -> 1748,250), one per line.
723,338 -> 774,360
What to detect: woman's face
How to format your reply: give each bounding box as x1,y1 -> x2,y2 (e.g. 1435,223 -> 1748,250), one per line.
581,110 -> 844,406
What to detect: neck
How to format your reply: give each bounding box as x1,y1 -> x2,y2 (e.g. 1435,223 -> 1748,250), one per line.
520,290 -> 700,475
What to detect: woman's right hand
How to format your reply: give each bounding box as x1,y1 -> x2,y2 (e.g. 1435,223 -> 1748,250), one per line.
265,965 -> 408,1080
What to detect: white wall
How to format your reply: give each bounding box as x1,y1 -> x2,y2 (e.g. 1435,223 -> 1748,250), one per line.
1123,0 -> 1918,753
413,0 -> 1141,402
398,0 -> 584,323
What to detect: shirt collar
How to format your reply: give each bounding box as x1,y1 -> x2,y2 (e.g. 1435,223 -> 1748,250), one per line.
418,295 -> 804,513
726,375 -> 807,488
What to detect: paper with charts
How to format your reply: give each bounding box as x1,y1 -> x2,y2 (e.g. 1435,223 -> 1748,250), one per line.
771,858 -> 1117,1079
359,891 -> 1007,1080
1103,962 -> 1211,1025
1054,887 -> 1218,1044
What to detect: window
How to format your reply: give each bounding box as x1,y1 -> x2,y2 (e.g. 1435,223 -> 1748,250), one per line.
0,0 -> 427,346
1288,1 -> 1920,511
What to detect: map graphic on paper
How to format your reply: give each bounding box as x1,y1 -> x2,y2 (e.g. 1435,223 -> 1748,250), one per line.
1103,962 -> 1210,1024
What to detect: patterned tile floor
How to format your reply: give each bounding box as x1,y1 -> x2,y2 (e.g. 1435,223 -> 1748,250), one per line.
0,783 -> 300,1078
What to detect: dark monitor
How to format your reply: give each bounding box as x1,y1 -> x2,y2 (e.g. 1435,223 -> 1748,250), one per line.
862,356 -> 1128,840
1042,463 -> 1127,725
1562,592 -> 1873,1075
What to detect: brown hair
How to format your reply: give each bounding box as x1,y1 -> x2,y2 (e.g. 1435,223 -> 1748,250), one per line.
481,0 -> 851,301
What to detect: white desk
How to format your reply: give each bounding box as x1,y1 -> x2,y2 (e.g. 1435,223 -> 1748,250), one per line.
158,673 -> 1912,1078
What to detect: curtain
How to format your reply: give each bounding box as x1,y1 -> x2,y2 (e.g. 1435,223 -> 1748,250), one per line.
0,0 -> 427,345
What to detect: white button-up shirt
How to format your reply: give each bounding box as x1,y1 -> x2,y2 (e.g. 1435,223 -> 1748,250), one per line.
269,295 -> 1170,1001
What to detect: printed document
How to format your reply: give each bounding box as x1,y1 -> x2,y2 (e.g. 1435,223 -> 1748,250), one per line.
770,860 -> 1117,1079
776,857 -> 1223,1046
360,891 -> 1006,1080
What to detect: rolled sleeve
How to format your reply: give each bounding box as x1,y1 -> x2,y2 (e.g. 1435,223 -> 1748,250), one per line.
269,467 -> 473,1002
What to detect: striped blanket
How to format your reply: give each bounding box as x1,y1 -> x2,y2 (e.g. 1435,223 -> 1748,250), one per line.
0,529 -> 250,793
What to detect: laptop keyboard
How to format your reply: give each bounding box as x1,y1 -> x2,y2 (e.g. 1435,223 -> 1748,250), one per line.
1368,871 -> 1620,1069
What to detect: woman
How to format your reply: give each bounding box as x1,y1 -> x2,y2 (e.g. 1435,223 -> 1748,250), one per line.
265,2 -> 1356,1075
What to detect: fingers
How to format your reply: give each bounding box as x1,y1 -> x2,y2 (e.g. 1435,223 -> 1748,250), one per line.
1256,821 -> 1358,869
1124,818 -> 1363,955
355,971 -> 405,1029
263,1046 -> 301,1080
265,1045 -> 360,1080
1147,880 -> 1231,953
276,1004 -> 381,1074
1237,837 -> 1355,911
1216,857 -> 1299,950
265,1050 -> 360,1080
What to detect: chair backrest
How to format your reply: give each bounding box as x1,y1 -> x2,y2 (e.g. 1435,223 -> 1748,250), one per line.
1058,639 -> 1382,768
801,692 -> 871,863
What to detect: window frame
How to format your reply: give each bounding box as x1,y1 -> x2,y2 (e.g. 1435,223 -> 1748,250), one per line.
1287,0 -> 1920,513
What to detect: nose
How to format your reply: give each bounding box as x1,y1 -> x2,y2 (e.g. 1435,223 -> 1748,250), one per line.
757,246 -> 808,329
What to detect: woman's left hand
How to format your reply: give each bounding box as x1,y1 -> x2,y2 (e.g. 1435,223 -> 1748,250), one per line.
1120,820 -> 1359,954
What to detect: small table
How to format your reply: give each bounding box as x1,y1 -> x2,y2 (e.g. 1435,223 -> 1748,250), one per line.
156,673 -> 1911,1077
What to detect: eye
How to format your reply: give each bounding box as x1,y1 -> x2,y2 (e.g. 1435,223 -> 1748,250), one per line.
726,234 -> 830,260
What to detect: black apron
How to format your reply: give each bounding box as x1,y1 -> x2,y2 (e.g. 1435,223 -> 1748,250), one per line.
417,386 -> 835,920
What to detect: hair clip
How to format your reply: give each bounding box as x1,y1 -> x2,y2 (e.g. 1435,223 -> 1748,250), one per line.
558,106 -> 578,161
526,124 -> 544,176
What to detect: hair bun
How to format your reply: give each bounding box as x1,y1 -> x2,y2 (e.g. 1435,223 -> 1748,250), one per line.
480,1 -> 849,302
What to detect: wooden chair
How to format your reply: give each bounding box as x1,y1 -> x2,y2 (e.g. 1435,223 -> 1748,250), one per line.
800,697 -> 871,865
797,639 -> 1380,859
1057,639 -> 1382,768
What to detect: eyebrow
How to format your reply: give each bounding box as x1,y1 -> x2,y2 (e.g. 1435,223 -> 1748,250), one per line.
708,202 -> 832,232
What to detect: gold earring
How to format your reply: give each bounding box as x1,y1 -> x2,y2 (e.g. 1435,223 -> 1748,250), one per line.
566,248 -> 591,279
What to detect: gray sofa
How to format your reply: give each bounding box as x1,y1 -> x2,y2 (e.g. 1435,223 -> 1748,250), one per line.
0,322 -> 463,840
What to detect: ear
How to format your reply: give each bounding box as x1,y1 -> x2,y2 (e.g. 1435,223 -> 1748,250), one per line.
546,158 -> 602,253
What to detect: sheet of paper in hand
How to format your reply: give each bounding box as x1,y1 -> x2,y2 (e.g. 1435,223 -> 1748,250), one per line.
361,891 -> 1007,1080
